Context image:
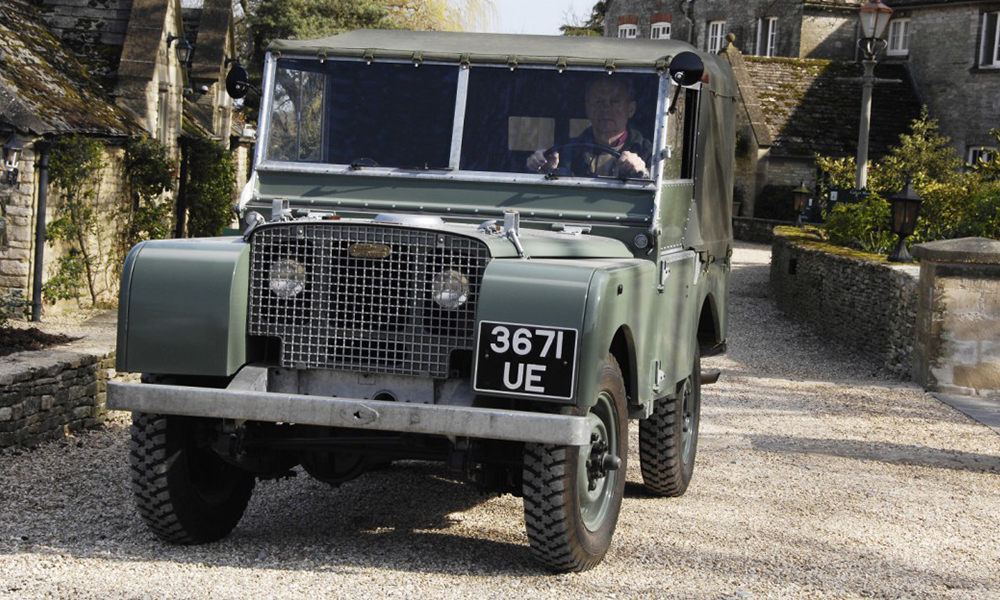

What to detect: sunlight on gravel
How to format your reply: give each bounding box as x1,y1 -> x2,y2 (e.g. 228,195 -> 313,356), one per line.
1,242 -> 998,600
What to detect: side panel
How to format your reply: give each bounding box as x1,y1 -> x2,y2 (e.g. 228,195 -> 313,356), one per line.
117,237 -> 250,376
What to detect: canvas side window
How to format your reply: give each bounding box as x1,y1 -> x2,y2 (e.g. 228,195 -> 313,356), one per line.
663,86 -> 699,180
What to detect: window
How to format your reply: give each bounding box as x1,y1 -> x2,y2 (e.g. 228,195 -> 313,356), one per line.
708,21 -> 726,54
618,24 -> 637,38
967,146 -> 997,166
651,21 -> 671,40
887,18 -> 911,56
757,17 -> 778,56
980,12 -> 1000,67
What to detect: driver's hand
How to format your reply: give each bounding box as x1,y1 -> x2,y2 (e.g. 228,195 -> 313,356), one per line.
618,151 -> 648,178
527,149 -> 559,173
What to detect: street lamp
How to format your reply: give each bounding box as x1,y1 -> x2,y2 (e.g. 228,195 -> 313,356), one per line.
792,181 -> 811,226
887,182 -> 922,263
3,132 -> 23,186
855,1 -> 893,192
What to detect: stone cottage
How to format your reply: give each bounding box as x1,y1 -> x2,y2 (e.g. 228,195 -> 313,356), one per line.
722,41 -> 921,217
0,0 -> 247,317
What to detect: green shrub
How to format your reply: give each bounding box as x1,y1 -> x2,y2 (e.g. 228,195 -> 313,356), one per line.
186,138 -> 235,238
824,194 -> 896,254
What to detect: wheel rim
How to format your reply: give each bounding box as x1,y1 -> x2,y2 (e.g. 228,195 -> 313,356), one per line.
185,440 -> 240,505
577,390 -> 619,532
680,376 -> 698,467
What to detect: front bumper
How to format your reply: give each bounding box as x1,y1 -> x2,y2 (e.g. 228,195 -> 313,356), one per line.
107,380 -> 592,446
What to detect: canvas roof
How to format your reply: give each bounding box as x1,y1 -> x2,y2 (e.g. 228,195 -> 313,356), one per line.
268,29 -> 737,96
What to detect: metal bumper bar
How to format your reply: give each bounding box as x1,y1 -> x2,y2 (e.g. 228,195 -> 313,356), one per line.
107,382 -> 592,446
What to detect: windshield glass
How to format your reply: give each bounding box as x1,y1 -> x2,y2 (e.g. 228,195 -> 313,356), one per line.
266,59 -> 458,168
264,59 -> 668,182
461,68 -> 660,180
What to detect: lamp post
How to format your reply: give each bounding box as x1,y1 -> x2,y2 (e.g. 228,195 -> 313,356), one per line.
792,181 -> 810,226
887,182 -> 922,263
855,1 -> 893,191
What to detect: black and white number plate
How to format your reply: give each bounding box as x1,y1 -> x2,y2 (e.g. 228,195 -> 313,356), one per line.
474,321 -> 578,400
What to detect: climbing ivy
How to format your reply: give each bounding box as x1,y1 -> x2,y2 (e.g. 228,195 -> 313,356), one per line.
185,138 -> 234,238
116,136 -> 175,270
45,135 -> 106,304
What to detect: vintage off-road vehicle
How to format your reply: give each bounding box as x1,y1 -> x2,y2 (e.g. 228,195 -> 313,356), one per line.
108,30 -> 735,572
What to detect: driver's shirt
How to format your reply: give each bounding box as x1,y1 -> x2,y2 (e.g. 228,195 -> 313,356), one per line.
568,126 -> 652,178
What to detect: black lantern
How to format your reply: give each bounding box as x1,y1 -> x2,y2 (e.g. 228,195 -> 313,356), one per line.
167,34 -> 193,65
887,182 -> 922,262
792,181 -> 810,226
3,132 -> 22,186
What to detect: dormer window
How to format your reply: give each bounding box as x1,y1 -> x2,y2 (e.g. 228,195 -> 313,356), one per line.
650,13 -> 671,40
618,24 -> 637,38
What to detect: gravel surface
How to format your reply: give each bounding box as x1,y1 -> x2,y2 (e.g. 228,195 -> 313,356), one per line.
2,241 -> 999,599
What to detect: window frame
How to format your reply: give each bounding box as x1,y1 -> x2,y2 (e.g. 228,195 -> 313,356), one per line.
757,17 -> 778,57
887,18 -> 911,56
708,21 -> 726,54
618,24 -> 638,39
980,12 -> 1000,68
967,145 -> 998,166
650,21 -> 671,40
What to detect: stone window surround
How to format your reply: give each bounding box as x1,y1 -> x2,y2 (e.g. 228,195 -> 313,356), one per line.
887,18 -> 911,56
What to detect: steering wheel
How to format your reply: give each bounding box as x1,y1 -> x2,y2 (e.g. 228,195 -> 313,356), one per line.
545,141 -> 622,160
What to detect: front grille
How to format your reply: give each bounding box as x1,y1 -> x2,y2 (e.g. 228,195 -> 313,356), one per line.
248,222 -> 490,378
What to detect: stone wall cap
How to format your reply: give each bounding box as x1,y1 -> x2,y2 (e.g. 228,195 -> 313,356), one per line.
913,237 -> 1000,265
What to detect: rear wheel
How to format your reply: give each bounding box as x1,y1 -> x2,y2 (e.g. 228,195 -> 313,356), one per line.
639,344 -> 701,497
522,355 -> 627,572
130,412 -> 255,544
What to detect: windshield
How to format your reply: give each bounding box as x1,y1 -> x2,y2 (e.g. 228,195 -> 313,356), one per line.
264,58 -> 670,182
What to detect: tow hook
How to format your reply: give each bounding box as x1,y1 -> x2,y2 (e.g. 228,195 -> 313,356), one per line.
700,370 -> 721,385
586,436 -> 622,490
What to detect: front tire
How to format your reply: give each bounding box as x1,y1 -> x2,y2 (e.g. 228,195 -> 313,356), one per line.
639,344 -> 701,497
522,355 -> 628,572
130,412 -> 255,544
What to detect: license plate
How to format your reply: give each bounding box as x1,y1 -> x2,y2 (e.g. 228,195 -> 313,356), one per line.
474,321 -> 578,400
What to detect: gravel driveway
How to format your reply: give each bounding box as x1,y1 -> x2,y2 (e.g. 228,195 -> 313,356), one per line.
2,242 -> 998,599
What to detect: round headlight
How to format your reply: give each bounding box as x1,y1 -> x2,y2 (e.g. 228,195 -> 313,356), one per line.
269,258 -> 306,298
431,270 -> 469,309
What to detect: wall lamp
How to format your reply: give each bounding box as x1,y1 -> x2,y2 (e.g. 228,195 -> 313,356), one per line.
167,33 -> 193,65
3,132 -> 23,186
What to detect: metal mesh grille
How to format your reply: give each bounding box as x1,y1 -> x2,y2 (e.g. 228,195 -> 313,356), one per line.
248,223 -> 490,378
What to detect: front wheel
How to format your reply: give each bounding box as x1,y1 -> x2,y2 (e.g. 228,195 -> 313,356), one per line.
130,413 -> 255,544
639,344 -> 702,497
522,354 -> 627,572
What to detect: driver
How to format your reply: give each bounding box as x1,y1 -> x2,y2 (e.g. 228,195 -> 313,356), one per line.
526,77 -> 652,179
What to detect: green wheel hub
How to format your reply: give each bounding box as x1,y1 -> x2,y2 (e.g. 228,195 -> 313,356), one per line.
578,390 -> 619,532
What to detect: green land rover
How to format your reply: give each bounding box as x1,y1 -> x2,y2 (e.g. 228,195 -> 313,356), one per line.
108,30 -> 736,572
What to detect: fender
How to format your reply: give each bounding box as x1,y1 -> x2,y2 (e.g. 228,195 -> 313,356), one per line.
473,258 -> 657,408
117,237 -> 250,376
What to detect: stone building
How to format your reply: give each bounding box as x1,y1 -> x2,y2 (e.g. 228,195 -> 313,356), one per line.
0,0 -> 246,314
605,0 -> 1000,167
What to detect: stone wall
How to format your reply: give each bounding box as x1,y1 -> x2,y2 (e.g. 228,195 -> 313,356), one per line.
0,348 -> 114,449
913,238 -> 1000,397
733,216 -> 790,244
770,228 -> 919,377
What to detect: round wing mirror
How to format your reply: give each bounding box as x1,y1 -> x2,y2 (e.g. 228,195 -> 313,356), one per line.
226,64 -> 251,99
668,51 -> 705,87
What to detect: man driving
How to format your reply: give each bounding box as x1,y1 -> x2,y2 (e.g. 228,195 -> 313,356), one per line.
526,77 -> 652,179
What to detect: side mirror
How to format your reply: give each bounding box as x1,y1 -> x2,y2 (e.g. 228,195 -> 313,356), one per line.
668,51 -> 705,87
667,52 -> 705,114
226,63 -> 251,99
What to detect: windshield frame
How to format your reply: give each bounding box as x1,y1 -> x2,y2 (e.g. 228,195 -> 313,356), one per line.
255,53 -> 679,192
